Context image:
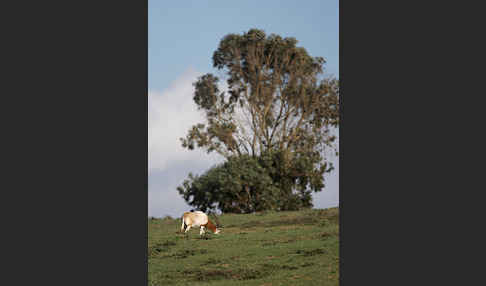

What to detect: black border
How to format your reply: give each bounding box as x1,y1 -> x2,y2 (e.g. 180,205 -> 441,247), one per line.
3,1 -> 148,284
339,0 -> 479,284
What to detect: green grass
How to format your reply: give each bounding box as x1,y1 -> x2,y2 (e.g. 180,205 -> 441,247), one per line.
148,208 -> 339,286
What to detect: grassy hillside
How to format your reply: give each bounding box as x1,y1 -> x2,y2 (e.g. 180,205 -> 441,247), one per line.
148,208 -> 339,286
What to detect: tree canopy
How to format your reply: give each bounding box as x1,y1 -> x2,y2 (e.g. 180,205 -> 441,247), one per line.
178,29 -> 339,213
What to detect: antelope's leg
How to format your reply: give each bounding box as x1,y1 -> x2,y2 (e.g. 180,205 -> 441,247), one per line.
180,219 -> 185,232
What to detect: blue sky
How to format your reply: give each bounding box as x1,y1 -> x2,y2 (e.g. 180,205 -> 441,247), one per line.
148,0 -> 339,218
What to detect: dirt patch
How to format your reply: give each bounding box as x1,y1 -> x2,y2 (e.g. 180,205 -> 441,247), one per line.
162,240 -> 176,247
183,267 -> 270,282
319,232 -> 332,239
148,240 -> 176,258
235,268 -> 269,280
182,269 -> 233,281
301,262 -> 315,267
281,265 -> 299,270
262,263 -> 299,271
295,248 -> 327,256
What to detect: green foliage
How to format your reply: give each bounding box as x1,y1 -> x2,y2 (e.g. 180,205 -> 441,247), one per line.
177,154 -> 280,213
148,208 -> 339,286
179,29 -> 339,213
177,150 -> 335,213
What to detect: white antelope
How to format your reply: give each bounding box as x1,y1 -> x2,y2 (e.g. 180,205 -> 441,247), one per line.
180,211 -> 221,236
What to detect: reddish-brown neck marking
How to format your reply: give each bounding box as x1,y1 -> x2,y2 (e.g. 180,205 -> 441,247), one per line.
204,219 -> 217,233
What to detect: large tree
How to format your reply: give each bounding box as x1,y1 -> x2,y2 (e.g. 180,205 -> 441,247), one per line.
179,29 -> 339,212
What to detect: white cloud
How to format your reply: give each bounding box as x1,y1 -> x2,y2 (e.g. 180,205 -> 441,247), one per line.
148,68 -> 223,174
148,68 -> 225,217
